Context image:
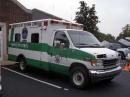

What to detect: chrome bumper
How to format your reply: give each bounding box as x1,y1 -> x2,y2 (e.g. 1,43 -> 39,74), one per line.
89,66 -> 122,81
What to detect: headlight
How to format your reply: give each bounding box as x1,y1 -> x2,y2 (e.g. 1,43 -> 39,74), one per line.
83,58 -> 103,67
96,59 -> 103,66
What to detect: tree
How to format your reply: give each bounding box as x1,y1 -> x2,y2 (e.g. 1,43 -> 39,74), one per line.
75,1 -> 99,35
75,1 -> 115,42
97,32 -> 115,42
117,24 -> 130,40
105,34 -> 115,42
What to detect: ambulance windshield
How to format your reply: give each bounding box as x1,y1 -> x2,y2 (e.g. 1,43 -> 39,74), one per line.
68,30 -> 101,48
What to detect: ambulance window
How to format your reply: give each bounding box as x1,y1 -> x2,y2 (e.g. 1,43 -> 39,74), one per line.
31,33 -> 39,43
15,33 -> 21,42
54,31 -> 69,48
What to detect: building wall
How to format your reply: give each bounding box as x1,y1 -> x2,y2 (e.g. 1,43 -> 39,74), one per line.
0,0 -> 32,60
0,0 -> 64,61
32,9 -> 62,20
0,23 -> 7,60
0,0 -> 32,24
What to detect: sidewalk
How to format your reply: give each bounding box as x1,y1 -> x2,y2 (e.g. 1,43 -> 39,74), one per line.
1,60 -> 18,66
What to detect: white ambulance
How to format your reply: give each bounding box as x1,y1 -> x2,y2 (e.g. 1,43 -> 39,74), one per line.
8,19 -> 121,88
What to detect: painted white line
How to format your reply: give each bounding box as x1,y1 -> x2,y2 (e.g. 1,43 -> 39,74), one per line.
2,67 -> 63,89
64,88 -> 69,91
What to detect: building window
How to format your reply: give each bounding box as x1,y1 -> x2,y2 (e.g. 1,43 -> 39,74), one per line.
15,33 -> 21,42
31,33 -> 39,43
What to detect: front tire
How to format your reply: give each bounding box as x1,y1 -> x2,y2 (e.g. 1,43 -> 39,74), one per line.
70,66 -> 90,89
103,78 -> 113,83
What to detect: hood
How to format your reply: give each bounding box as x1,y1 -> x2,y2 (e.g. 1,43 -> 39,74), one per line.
79,48 -> 118,59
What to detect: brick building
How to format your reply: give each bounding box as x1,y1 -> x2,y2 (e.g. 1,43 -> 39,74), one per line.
0,0 -> 32,60
0,0 -> 32,24
0,0 -> 62,24
0,0 -> 63,61
32,9 -> 62,20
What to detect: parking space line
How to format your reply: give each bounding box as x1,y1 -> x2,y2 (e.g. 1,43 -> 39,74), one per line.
2,67 -> 69,90
64,88 -> 69,91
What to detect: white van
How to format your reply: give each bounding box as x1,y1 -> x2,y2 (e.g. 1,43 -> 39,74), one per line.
8,19 -> 121,88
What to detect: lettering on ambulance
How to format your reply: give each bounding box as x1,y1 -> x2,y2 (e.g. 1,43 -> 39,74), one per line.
54,55 -> 60,63
10,42 -> 29,49
9,42 -> 96,61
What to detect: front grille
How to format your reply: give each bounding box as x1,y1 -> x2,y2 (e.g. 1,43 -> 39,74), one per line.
97,54 -> 106,58
103,59 -> 118,67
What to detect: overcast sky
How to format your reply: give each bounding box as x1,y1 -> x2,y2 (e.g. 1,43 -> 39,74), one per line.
18,0 -> 130,37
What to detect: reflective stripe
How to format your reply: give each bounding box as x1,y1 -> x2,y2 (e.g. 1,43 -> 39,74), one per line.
9,42 -> 96,61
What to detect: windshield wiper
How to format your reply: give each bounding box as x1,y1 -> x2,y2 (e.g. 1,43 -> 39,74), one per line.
76,43 -> 89,45
75,43 -> 102,48
75,43 -> 91,47
91,44 -> 100,46
75,43 -> 91,48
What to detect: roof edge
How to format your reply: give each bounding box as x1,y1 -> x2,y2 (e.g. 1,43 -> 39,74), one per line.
11,0 -> 32,13
32,8 -> 63,20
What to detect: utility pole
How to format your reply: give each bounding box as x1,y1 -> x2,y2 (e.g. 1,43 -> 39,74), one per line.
0,27 -> 3,94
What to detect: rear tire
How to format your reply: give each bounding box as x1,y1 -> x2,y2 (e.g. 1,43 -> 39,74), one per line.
70,66 -> 90,89
17,57 -> 27,72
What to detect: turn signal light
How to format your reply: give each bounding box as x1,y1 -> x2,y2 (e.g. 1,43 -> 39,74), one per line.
91,60 -> 97,66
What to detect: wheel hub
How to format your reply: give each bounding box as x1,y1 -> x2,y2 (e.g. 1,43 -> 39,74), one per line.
19,61 -> 25,70
73,72 -> 84,86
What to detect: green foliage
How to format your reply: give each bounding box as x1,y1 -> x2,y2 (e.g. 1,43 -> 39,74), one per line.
75,1 -> 99,34
75,1 -> 115,42
117,24 -> 130,40
95,32 -> 115,42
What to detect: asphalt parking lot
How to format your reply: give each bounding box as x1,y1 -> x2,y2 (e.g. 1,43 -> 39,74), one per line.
1,63 -> 130,97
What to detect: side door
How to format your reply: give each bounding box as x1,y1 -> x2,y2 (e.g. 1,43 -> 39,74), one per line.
28,27 -> 42,67
50,31 -> 70,74
30,27 -> 49,70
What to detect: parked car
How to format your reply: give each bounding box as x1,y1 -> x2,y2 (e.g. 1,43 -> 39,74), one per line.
117,48 -> 130,60
101,40 -> 130,60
